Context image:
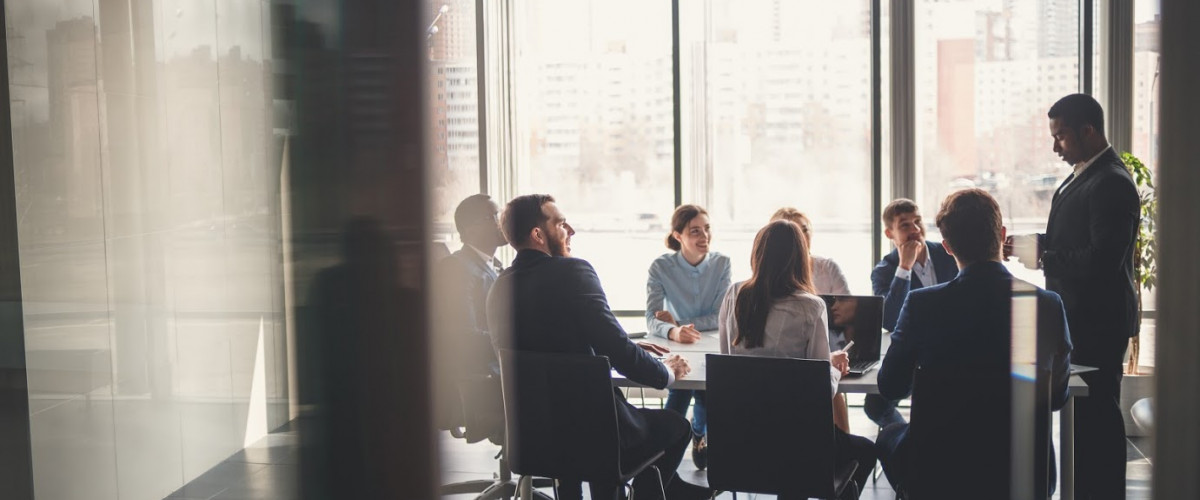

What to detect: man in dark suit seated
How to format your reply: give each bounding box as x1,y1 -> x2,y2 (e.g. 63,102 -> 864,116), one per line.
487,194 -> 710,500
865,199 -> 959,428
433,194 -> 509,438
875,189 -> 1073,497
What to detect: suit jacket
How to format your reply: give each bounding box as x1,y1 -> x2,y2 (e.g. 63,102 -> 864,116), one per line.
871,241 -> 959,331
435,248 -> 501,376
1042,148 -> 1140,367
487,249 -> 670,448
877,262 -> 1073,493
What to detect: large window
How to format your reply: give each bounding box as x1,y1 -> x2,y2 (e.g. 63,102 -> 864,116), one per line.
681,0 -> 876,295
512,0 -> 676,311
915,0 -> 1079,286
1133,0 -> 1160,366
426,0 -> 483,241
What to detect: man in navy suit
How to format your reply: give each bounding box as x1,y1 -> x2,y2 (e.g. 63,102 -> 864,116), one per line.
864,199 -> 959,427
487,194 -> 710,500
876,189 -> 1073,496
1010,94 -> 1140,499
433,195 -> 510,437
436,194 -> 509,376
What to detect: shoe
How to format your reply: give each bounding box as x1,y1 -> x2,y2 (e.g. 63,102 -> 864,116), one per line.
690,433 -> 707,471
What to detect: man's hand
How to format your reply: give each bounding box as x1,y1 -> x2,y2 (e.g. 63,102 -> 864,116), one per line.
636,341 -> 671,357
663,354 -> 691,380
1003,235 -> 1014,260
897,239 -> 922,271
654,310 -> 678,325
830,351 -> 850,376
668,324 -> 702,343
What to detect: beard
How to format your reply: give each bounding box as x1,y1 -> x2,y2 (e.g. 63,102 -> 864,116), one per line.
547,234 -> 570,257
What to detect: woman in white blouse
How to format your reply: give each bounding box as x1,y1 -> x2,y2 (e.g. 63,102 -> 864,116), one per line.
770,207 -> 855,432
718,220 -> 876,496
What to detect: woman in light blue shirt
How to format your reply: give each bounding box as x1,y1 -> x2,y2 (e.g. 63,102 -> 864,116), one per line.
646,204 -> 731,470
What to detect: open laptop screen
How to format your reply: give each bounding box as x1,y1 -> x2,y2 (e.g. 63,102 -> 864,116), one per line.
819,294 -> 884,363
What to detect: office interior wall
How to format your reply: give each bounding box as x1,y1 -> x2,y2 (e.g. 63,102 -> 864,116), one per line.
3,0 -> 286,498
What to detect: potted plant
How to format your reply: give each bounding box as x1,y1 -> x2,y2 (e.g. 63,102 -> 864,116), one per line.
1120,151 -> 1157,436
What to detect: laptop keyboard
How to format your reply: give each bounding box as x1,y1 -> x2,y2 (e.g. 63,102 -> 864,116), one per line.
849,359 -> 879,372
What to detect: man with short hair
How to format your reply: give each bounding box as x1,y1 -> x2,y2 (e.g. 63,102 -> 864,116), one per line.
487,194 -> 709,500
1009,93 -> 1140,498
432,195 -> 511,438
436,194 -> 508,375
865,199 -> 959,427
876,189 -> 1073,496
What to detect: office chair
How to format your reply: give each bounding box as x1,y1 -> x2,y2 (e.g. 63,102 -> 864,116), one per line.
439,374 -> 554,500
498,349 -> 667,500
705,354 -> 858,500
896,364 -> 1044,499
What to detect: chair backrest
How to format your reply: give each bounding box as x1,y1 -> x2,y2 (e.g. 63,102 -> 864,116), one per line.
705,353 -> 837,498
907,364 -> 1014,496
497,349 -> 622,483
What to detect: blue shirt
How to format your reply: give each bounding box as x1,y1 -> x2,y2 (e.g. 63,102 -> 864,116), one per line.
646,252 -> 732,339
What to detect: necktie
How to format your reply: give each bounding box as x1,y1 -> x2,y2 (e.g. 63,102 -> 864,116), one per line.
1055,172 -> 1075,198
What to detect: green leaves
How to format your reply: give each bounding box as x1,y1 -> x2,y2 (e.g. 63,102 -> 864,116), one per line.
1122,151 -> 1157,292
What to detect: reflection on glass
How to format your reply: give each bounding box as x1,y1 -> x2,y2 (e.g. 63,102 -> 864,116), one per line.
6,0 -> 283,497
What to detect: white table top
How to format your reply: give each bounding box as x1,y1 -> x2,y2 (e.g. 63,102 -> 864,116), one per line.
615,330 -> 1090,396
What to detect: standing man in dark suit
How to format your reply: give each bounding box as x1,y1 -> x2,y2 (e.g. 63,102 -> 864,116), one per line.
865,199 -> 958,427
1010,93 -> 1139,498
487,194 -> 710,500
876,188 -> 1073,496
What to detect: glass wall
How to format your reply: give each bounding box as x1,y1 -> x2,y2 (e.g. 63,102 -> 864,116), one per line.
5,0 -> 286,498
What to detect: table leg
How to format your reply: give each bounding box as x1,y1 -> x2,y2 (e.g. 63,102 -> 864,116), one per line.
1061,396 -> 1075,500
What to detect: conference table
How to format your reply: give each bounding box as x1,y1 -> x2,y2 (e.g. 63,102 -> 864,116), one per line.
611,330 -> 1092,500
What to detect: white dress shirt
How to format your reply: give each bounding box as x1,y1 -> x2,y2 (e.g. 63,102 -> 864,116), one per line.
717,282 -> 841,396
812,255 -> 851,295
894,253 -> 937,287
1057,146 -> 1111,195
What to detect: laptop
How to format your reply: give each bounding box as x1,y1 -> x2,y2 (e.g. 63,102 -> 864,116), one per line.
819,295 -> 884,375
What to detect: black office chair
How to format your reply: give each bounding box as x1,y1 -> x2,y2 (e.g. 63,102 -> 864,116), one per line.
498,349 -> 667,500
439,374 -> 555,500
898,364 -> 1028,499
705,354 -> 858,500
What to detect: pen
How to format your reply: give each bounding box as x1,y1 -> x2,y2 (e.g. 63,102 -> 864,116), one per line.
843,340 -> 855,354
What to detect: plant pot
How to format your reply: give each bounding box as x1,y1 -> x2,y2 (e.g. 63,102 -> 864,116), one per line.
1119,367 -> 1155,437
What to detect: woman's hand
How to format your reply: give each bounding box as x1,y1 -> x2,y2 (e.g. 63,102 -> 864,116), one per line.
669,324 -> 702,343
830,350 -> 850,376
654,310 -> 678,325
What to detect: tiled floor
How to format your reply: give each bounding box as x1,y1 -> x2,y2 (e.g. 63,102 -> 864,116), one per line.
169,400 -> 1153,500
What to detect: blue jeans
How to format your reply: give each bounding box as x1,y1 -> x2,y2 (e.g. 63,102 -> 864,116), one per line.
664,389 -> 706,437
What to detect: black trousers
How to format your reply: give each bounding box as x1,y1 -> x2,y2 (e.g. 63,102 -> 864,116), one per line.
1075,365 -> 1127,499
557,408 -> 692,500
835,427 -> 877,498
